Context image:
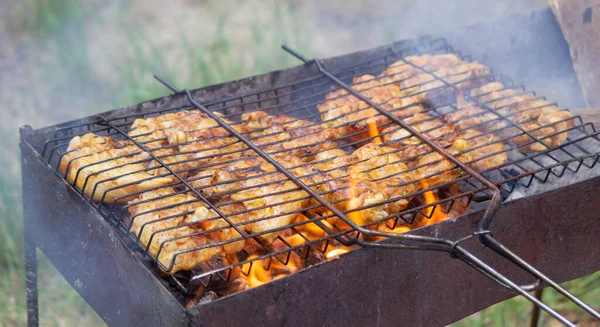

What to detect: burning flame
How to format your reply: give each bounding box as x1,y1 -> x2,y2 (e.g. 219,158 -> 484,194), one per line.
241,253 -> 301,288
418,181 -> 447,226
392,225 -> 411,233
237,214 -> 352,289
368,121 -> 382,144
326,247 -> 350,259
346,120 -> 381,226
242,255 -> 270,288
234,180 -> 461,294
304,218 -> 333,237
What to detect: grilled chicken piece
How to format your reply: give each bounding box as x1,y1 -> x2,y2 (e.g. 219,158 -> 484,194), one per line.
447,82 -> 574,152
128,187 -> 228,274
381,113 -> 458,146
188,154 -> 323,243
413,130 -> 507,186
380,112 -> 506,186
59,133 -> 173,203
241,111 -> 340,160
317,74 -> 424,143
128,110 -> 209,147
136,111 -> 246,175
380,54 -> 490,103
168,124 -> 246,173
168,111 -> 340,175
317,53 -> 486,143
311,143 -> 418,225
379,113 -> 458,168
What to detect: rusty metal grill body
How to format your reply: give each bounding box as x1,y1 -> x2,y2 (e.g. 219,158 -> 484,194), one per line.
20,8 -> 600,327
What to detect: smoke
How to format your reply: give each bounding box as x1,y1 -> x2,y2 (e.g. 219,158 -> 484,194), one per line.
299,0 -> 545,58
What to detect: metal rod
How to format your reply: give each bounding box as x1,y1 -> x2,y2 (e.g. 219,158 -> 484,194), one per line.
454,247 -> 574,327
483,234 -> 600,320
530,288 -> 544,327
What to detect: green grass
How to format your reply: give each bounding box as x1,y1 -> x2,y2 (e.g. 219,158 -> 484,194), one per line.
453,273 -> 600,326
110,0 -> 310,107
1,0 -> 599,326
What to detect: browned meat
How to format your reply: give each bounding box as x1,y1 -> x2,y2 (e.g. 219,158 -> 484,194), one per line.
59,133 -> 173,204
447,82 -> 574,152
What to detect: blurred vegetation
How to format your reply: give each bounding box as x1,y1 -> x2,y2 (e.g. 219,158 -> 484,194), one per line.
454,273 -> 600,326
0,0 -> 598,326
2,0 -> 309,325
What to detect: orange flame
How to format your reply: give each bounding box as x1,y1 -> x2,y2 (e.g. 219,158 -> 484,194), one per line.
304,218 -> 333,238
392,225 -> 411,234
326,247 -> 350,259
285,234 -> 306,247
235,180 -> 461,291
241,252 -> 301,288
368,121 -> 382,144
241,255 -> 270,288
418,181 -> 447,226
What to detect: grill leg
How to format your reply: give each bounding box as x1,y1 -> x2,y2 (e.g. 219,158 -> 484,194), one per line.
529,288 -> 544,327
24,229 -> 39,327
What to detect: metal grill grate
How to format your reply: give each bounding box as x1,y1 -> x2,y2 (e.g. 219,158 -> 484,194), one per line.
38,36 -> 600,324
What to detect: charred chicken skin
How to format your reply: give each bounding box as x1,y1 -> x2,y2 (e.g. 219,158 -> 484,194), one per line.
384,54 -> 490,91
317,53 -> 488,143
167,110 -> 340,174
379,53 -> 490,105
149,111 -> 247,175
60,111 -> 239,204
411,130 -> 507,186
63,110 -> 338,204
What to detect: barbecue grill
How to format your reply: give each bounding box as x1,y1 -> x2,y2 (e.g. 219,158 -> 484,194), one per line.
20,8 -> 600,327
